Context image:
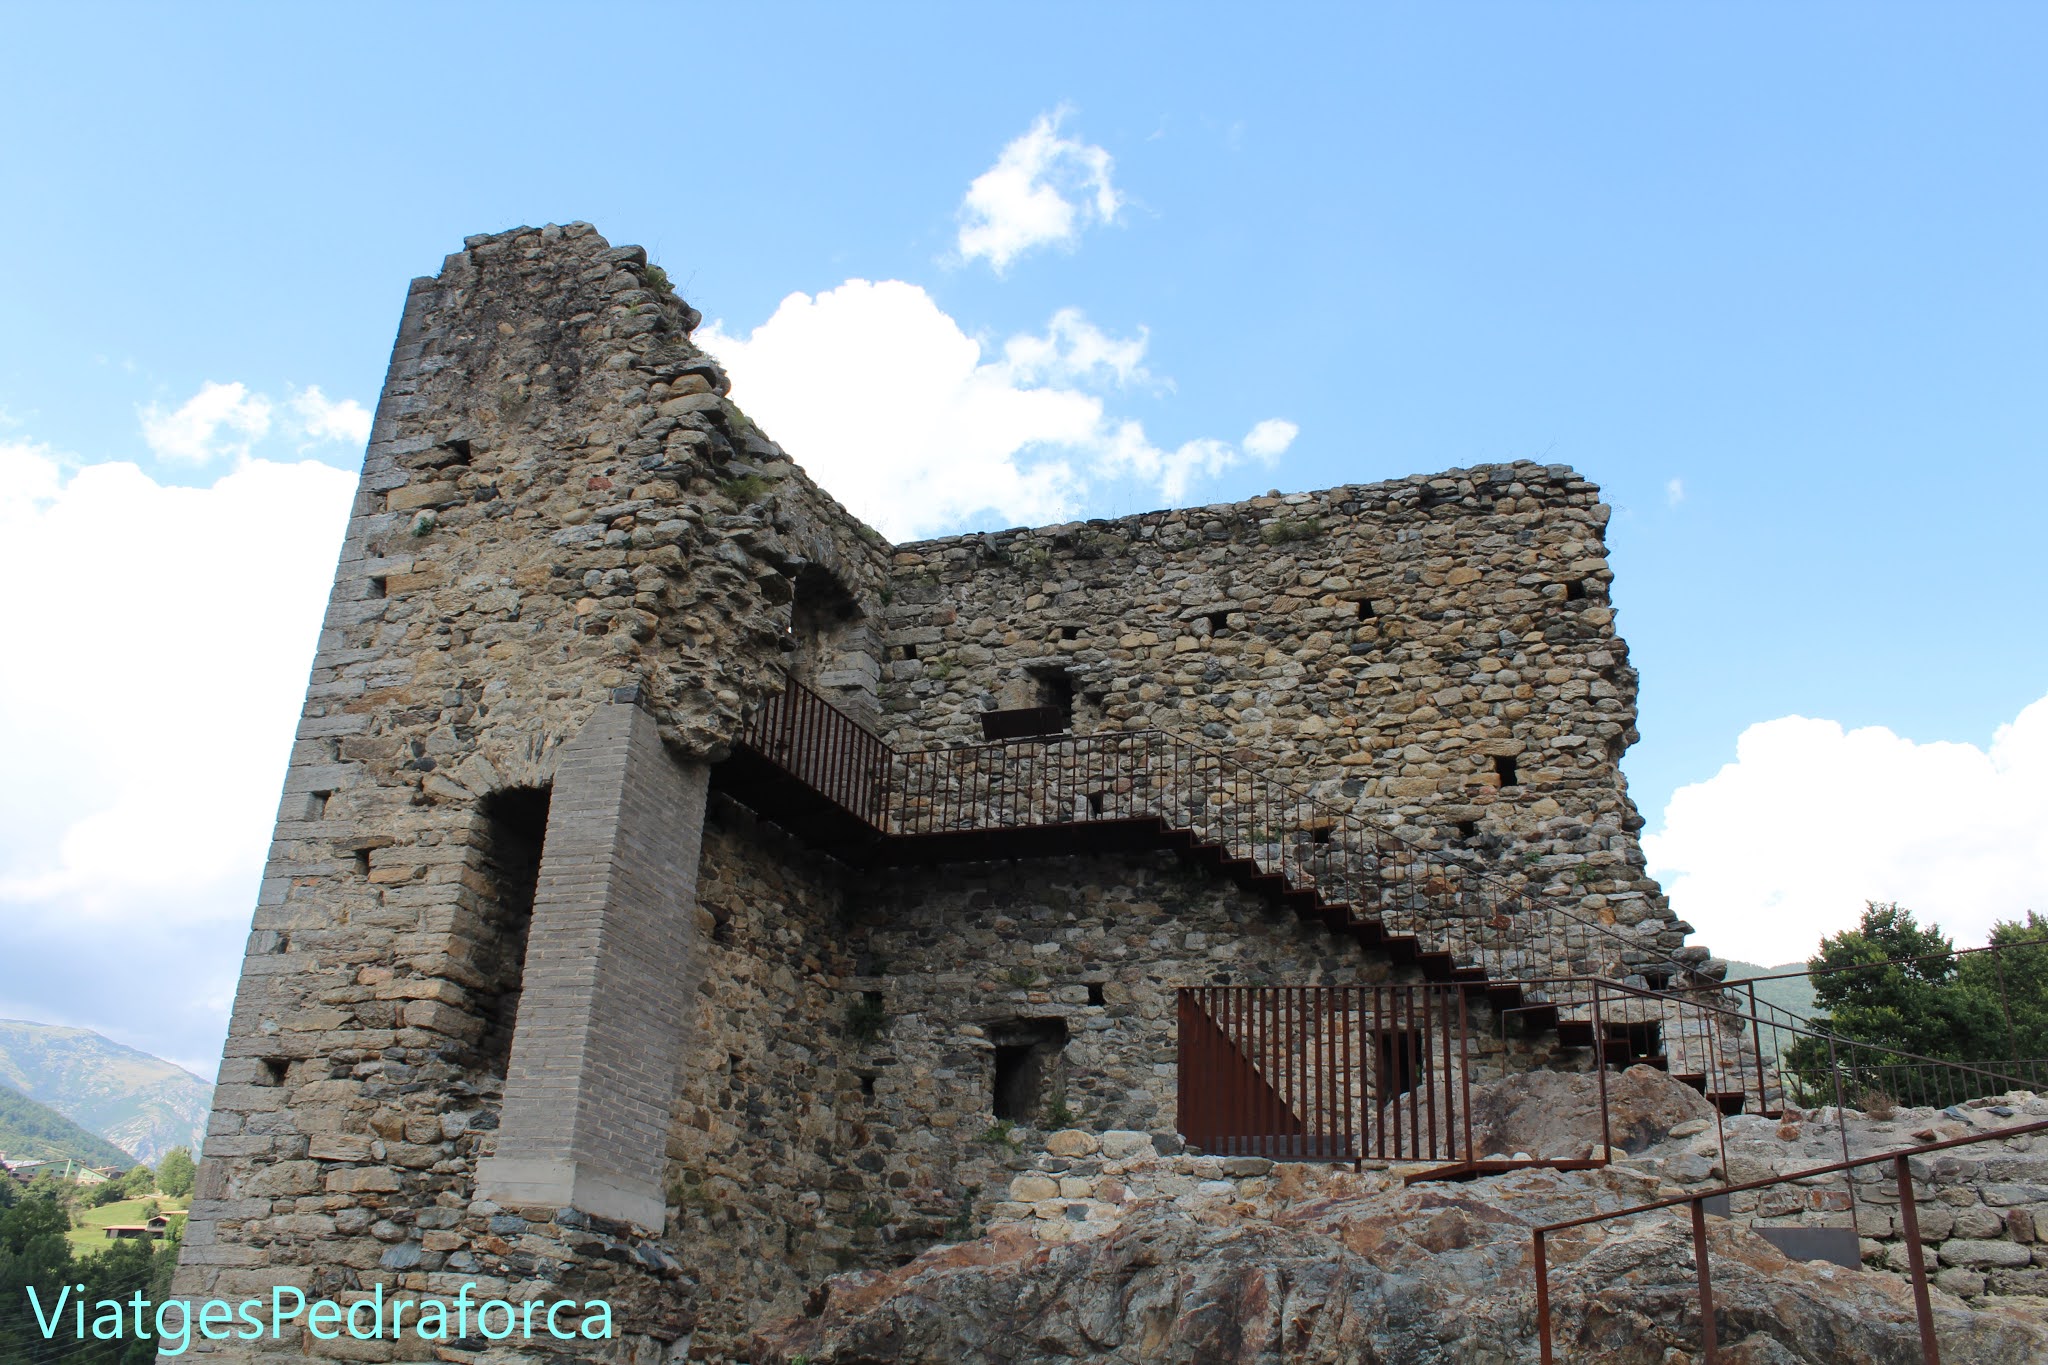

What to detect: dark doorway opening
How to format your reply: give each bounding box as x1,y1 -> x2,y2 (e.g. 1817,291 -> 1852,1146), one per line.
990,1017 -> 1070,1122
1376,1029 -> 1425,1099
474,786 -> 550,1078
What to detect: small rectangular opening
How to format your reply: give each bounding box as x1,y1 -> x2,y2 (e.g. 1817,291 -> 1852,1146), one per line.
1086,790 -> 1105,816
859,1073 -> 876,1099
1376,1029 -> 1425,1099
1206,611 -> 1229,636
1310,826 -> 1333,845
1086,983 -> 1106,1007
1455,819 -> 1478,840
1564,579 -> 1586,601
985,667 -> 1076,739
367,576 -> 387,599
1060,625 -> 1081,640
1493,755 -> 1518,787
990,1018 -> 1069,1123
1034,668 -> 1075,723
436,438 -> 473,467
353,848 -> 371,876
1357,599 -> 1375,620
258,1057 -> 288,1087
899,643 -> 919,660
306,790 -> 331,821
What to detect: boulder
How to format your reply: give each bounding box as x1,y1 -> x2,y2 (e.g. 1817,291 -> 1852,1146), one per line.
1471,1063 -> 1716,1157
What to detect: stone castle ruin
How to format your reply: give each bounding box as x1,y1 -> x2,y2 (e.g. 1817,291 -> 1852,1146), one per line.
173,222 -> 1769,1360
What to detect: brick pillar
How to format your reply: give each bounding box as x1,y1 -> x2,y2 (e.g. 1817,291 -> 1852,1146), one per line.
477,700 -> 706,1228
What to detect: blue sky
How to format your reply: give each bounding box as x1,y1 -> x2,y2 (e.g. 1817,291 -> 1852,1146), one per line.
2,4 -> 2044,1076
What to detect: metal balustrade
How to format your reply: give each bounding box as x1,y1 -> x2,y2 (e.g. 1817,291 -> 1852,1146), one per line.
1177,984 -> 1475,1164
719,668 -> 1697,1004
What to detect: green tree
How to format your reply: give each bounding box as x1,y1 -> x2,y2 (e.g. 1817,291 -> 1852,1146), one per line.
1956,911 -> 2048,1061
0,1181 -> 181,1364
118,1163 -> 155,1199
1784,903 -> 2048,1104
155,1147 -> 196,1200
84,1177 -> 128,1208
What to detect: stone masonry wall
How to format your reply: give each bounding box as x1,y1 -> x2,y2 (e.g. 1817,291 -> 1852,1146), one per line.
174,222 -> 891,1360
877,466 -> 1692,978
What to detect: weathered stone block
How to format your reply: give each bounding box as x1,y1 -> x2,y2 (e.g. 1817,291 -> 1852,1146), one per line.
1940,1238 -> 2034,1269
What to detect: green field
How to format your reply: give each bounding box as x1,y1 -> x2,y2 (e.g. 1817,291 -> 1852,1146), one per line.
66,1194 -> 189,1258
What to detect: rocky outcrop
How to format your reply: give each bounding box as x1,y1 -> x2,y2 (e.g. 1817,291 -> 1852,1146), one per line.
754,1161 -> 2048,1363
1472,1062 -> 1718,1158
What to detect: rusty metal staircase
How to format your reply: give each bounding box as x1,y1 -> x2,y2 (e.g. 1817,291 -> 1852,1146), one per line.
713,670 -> 1753,1101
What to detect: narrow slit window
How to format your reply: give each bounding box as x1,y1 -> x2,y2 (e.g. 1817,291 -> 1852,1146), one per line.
1493,755 -> 1518,787
1564,579 -> 1586,601
1357,599 -> 1376,620
306,790 -> 331,821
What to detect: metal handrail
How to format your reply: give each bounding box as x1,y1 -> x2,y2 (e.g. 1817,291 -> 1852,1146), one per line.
1531,1116 -> 2048,1364
739,669 -> 1699,995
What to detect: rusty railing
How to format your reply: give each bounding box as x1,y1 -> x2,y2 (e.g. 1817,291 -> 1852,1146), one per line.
735,669 -> 1703,997
734,669 -> 892,826
1532,1116 -> 2048,1364
1177,984 -> 1475,1164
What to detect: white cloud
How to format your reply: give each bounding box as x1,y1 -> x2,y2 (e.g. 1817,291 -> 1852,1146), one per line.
290,385 -> 373,449
141,380 -> 273,463
957,108 -> 1122,273
1666,477 -> 1686,506
998,308 -> 1151,388
1244,419 -> 1299,461
0,440 -> 356,1076
140,380 -> 373,464
1644,697 -> 2048,966
700,281 -> 1296,538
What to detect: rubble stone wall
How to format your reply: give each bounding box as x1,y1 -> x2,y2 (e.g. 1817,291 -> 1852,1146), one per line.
878,466 -> 1688,970
173,222 -> 890,1358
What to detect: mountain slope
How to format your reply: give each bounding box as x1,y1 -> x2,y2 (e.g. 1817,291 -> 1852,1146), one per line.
1724,962 -> 1819,1060
0,1085 -> 135,1168
0,1020 -> 211,1164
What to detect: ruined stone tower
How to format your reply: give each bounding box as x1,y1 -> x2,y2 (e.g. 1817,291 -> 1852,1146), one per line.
172,224 -> 1706,1359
